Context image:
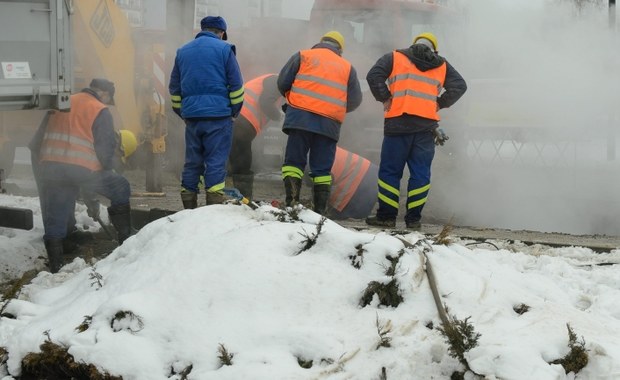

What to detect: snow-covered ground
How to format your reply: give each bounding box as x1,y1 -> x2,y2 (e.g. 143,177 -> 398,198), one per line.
1,194 -> 620,379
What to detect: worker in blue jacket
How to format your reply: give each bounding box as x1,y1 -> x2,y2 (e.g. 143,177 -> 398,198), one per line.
169,16 -> 244,209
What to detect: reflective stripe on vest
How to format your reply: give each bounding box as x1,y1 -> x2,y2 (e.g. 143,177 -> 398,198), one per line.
330,147 -> 371,211
39,92 -> 106,171
385,51 -> 446,121
286,49 -> 351,123
239,74 -> 273,134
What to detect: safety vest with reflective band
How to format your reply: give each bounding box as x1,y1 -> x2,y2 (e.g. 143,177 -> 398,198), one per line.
240,74 -> 273,134
39,92 -> 106,171
385,51 -> 446,121
330,147 -> 371,211
286,49 -> 351,123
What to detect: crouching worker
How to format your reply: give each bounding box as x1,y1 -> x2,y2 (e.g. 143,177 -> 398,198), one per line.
30,78 -> 133,273
327,147 -> 378,219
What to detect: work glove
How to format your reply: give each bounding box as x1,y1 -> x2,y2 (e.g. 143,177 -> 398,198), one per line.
382,98 -> 392,112
433,128 -> 449,146
84,198 -> 101,220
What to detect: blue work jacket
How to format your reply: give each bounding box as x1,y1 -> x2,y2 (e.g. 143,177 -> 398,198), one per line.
169,31 -> 244,119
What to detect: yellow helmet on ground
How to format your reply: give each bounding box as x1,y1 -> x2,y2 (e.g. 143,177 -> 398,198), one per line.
413,32 -> 438,52
321,31 -> 345,51
119,129 -> 138,158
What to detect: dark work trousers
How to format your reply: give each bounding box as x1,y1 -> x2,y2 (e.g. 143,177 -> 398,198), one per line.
283,129 -> 337,181
376,131 -> 435,224
39,162 -> 130,240
31,156 -> 75,234
229,116 -> 257,175
182,117 -> 233,193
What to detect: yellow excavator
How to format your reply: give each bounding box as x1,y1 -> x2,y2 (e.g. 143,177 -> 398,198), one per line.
72,0 -> 169,192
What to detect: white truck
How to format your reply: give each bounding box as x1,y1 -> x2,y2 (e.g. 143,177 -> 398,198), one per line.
0,0 -> 72,229
0,0 -> 71,111
0,0 -> 72,175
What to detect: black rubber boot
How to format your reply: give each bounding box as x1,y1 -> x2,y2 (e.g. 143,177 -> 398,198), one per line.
232,173 -> 254,201
108,204 -> 133,244
181,190 -> 198,209
44,239 -> 64,273
283,177 -> 302,207
63,228 -> 93,255
312,184 -> 331,215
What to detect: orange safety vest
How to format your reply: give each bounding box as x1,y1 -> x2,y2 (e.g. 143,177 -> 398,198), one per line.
39,92 -> 106,171
385,51 -> 446,121
330,147 -> 371,211
286,48 -> 351,123
240,74 -> 274,134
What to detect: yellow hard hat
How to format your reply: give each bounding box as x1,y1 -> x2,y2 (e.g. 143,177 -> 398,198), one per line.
322,31 -> 345,51
413,32 -> 438,52
119,129 -> 138,158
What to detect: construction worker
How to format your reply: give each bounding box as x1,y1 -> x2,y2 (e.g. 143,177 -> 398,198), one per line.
278,31 -> 362,214
327,147 -> 378,220
65,129 -> 138,243
169,15 -> 244,209
365,32 -> 467,230
31,126 -> 137,244
30,78 -> 133,273
229,73 -> 283,200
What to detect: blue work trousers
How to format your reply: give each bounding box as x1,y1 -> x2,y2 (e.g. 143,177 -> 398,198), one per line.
283,129 -> 337,181
182,118 -> 233,193
377,131 -> 435,223
39,162 -> 130,240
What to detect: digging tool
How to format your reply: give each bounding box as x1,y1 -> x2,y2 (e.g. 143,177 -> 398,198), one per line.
223,187 -> 259,209
94,215 -> 116,241
83,197 -> 116,241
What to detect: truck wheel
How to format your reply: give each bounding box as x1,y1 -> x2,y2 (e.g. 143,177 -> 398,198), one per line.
0,141 -> 16,178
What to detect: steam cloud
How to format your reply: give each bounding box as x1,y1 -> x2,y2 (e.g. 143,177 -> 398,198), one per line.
165,0 -> 618,235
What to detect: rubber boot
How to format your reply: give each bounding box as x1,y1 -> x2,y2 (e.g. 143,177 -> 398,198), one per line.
64,227 -> 93,256
181,190 -> 198,209
283,177 -> 302,207
232,173 -> 254,201
206,191 -> 225,205
312,184 -> 331,215
108,204 -> 133,244
365,215 -> 396,228
44,238 -> 64,273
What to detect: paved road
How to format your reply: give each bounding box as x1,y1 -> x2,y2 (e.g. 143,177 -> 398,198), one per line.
337,219 -> 620,253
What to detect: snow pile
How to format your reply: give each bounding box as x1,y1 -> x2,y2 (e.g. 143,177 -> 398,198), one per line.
1,201 -> 620,379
